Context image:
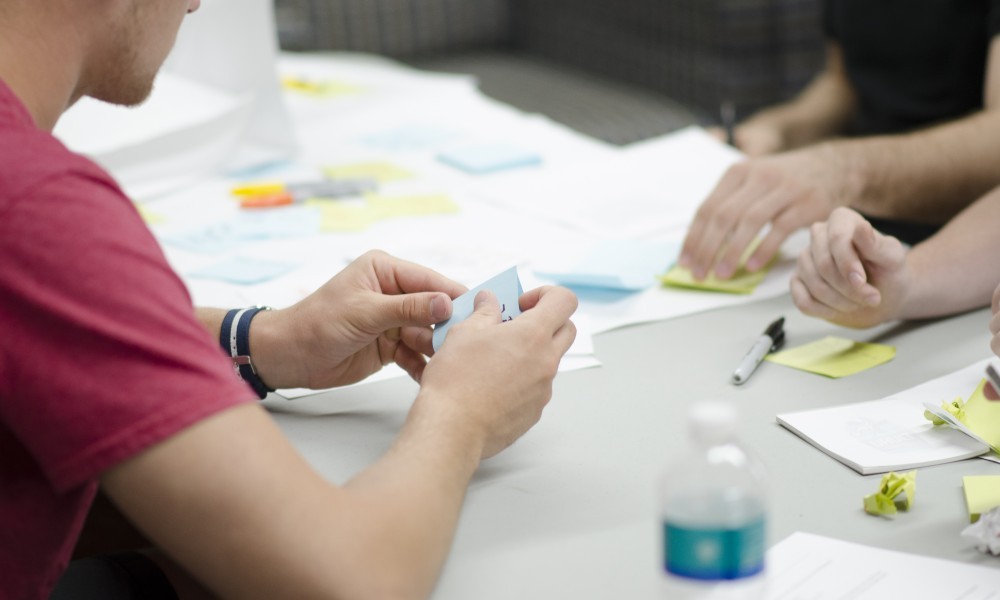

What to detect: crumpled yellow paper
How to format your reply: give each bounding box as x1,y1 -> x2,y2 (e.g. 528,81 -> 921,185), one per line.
864,470 -> 917,517
923,397 -> 966,426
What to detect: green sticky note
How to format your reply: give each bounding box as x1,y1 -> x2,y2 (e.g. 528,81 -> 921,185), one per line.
367,193 -> 459,218
961,380 -> 1000,451
964,475 -> 1000,523
765,336 -> 895,378
659,263 -> 768,294
322,161 -> 414,183
659,240 -> 775,294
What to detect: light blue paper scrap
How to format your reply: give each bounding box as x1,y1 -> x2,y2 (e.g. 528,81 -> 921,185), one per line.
161,208 -> 321,254
361,124 -> 458,152
230,206 -> 321,240
161,223 -> 242,254
432,266 -> 524,351
535,240 -> 680,291
188,257 -> 298,285
437,144 -> 542,174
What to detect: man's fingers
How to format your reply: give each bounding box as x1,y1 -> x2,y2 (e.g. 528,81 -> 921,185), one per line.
850,215 -> 906,271
400,326 -> 434,357
796,245 -> 868,313
679,163 -> 749,274
368,250 -> 468,298
374,291 -> 453,332
516,286 -> 579,335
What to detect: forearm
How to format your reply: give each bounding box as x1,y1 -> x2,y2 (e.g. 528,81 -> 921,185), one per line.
746,70 -> 857,149
335,394 -> 483,599
837,108 -> 1000,223
898,185 -> 1000,318
105,402 -> 485,600
742,42 -> 857,149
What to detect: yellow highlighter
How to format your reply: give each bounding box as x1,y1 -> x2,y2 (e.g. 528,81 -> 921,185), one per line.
232,178 -> 378,209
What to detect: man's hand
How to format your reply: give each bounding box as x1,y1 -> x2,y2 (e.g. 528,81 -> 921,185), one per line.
679,143 -> 855,281
790,208 -> 911,329
251,250 -> 467,390
416,286 -> 578,459
706,122 -> 787,157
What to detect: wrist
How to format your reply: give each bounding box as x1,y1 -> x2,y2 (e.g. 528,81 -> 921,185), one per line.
406,390 -> 487,467
245,307 -> 306,390
220,306 -> 275,399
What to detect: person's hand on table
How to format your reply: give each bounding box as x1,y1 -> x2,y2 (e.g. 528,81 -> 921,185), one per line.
705,121 -> 786,157
790,208 -> 911,329
250,250 -> 467,390
679,144 -> 854,281
417,285 -> 578,459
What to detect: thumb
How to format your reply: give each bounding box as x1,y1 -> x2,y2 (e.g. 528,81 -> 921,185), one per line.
852,220 -> 905,271
376,291 -> 453,329
464,290 -> 502,327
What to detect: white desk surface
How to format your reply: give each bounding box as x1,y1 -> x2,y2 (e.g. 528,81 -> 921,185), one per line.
264,293 -> 1000,597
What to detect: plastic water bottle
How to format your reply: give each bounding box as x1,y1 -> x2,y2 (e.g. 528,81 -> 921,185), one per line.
658,401 -> 767,599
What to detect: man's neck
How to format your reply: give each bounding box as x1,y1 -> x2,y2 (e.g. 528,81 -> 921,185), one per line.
0,9 -> 86,131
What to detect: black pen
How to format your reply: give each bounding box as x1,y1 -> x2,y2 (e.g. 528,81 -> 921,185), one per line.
732,317 -> 785,385
720,100 -> 736,148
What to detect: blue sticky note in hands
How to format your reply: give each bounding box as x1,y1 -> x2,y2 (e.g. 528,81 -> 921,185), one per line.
437,144 -> 542,174
432,266 -> 524,352
188,256 -> 297,285
535,240 -> 679,291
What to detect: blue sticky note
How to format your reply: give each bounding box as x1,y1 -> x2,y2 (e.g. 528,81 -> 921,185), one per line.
161,223 -> 242,254
535,240 -> 679,291
437,144 -> 542,174
188,256 -> 297,285
433,266 -> 524,351
230,206 -> 321,240
361,124 -> 458,152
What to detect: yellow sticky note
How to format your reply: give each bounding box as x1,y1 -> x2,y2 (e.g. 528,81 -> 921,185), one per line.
281,77 -> 362,98
367,193 -> 459,218
659,263 -> 769,294
309,200 -> 379,232
964,475 -> 1000,523
962,379 -> 1000,451
135,204 -> 166,225
322,161 -> 414,183
765,336 -> 895,378
659,240 -> 775,294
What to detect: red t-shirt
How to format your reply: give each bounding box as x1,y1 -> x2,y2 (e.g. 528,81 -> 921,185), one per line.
0,81 -> 257,598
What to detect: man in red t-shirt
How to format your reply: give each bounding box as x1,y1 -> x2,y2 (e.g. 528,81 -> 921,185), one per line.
0,1 -> 578,598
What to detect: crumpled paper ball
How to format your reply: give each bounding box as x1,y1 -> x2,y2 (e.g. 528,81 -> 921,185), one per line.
962,506 -> 1000,555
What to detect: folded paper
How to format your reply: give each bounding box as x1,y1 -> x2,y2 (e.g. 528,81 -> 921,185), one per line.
766,336 -> 896,378
432,266 -> 523,352
863,470 -> 916,517
923,380 -> 1000,452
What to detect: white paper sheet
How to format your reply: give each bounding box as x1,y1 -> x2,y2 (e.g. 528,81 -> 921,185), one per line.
777,359 -> 992,474
765,532 -> 1000,598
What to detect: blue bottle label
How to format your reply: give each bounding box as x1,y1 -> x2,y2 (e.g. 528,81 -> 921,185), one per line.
662,518 -> 765,580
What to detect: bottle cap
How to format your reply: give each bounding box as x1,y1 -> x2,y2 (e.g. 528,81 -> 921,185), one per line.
689,400 -> 738,444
